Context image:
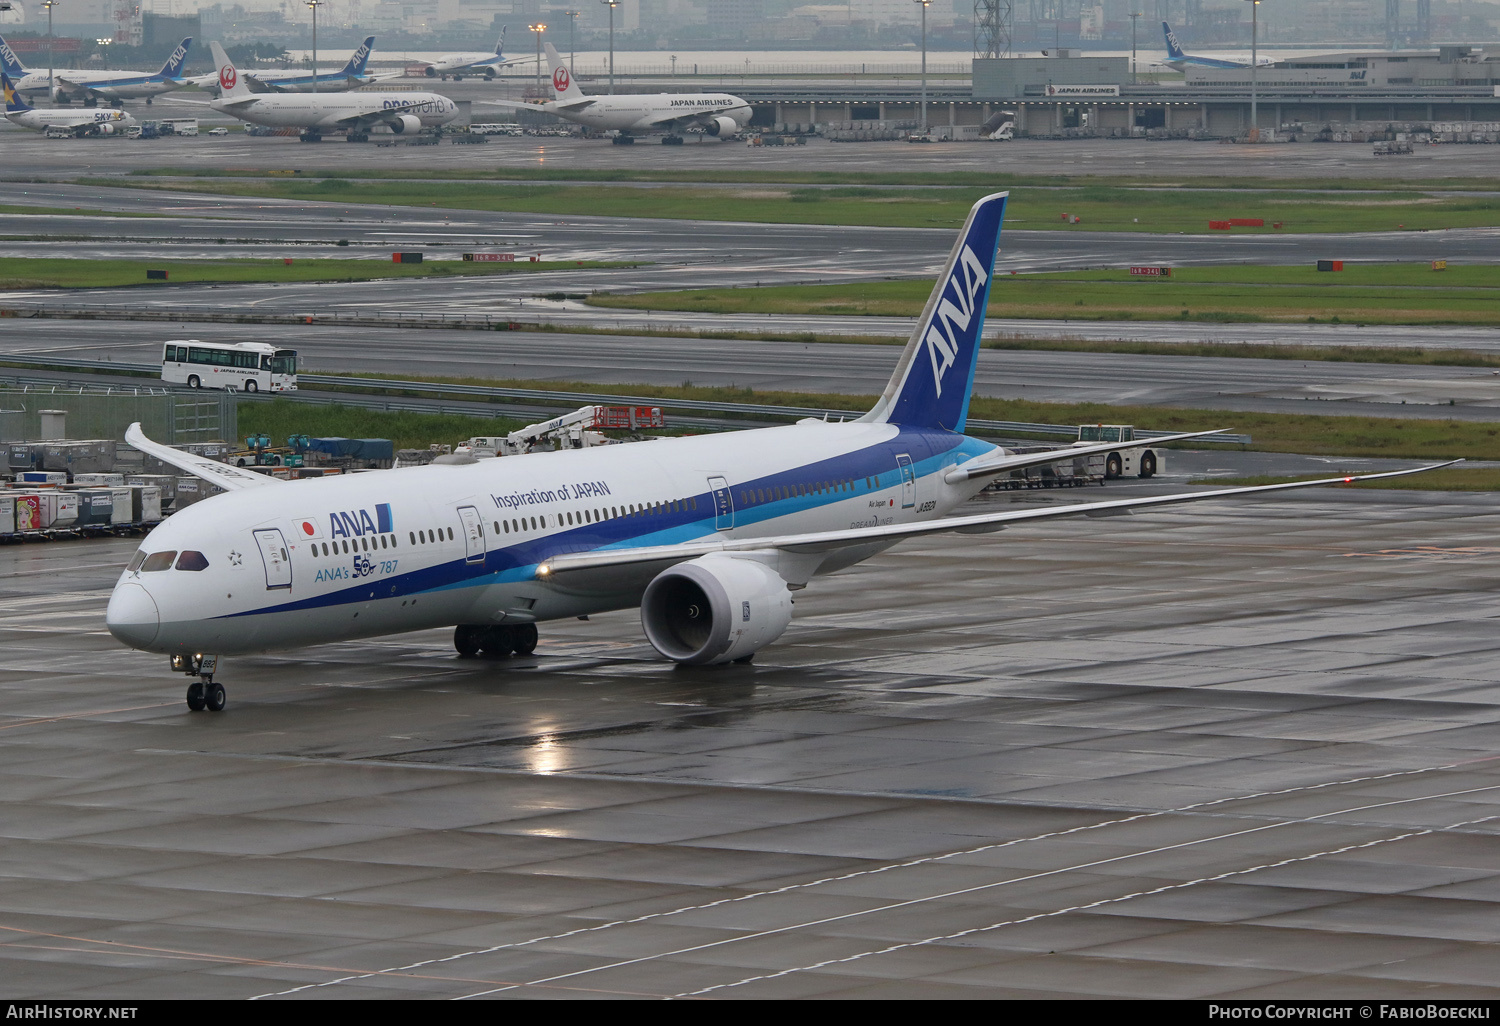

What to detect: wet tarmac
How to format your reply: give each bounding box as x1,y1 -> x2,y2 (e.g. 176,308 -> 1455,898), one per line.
4,481 -> 1500,998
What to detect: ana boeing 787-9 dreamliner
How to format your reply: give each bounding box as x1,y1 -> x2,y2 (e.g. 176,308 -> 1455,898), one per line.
106,192 -> 1450,713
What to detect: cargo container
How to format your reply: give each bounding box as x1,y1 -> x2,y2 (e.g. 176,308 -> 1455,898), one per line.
17,471 -> 68,487
0,493 -> 13,536
105,486 -> 134,526
125,474 -> 178,510
75,473 -> 126,487
125,484 -> 163,524
74,489 -> 116,529
13,494 -> 41,531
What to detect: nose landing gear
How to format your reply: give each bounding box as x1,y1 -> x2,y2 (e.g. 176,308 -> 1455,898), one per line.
173,654 -> 227,712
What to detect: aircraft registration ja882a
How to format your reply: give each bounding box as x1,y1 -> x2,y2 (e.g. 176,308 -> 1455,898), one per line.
105,193 -> 1453,713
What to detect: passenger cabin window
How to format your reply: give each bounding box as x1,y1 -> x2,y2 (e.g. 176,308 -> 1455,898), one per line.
176,551 -> 210,572
141,551 -> 176,572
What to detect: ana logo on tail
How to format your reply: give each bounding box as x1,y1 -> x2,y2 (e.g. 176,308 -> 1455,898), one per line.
552,66 -> 570,92
0,37 -> 22,76
925,245 -> 989,397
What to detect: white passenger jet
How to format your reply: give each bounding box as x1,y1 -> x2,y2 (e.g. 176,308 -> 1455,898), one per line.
207,41 -> 457,142
0,33 -> 193,105
425,26 -> 515,80
190,37 -> 396,95
106,192 -> 1451,713
485,42 -> 751,143
4,72 -> 136,134
1162,21 -> 1275,71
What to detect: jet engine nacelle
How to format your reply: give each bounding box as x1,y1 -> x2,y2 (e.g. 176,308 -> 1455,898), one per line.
640,555 -> 793,665
96,123 -> 115,135
705,115 -> 739,138
388,113 -> 422,134
424,66 -> 438,77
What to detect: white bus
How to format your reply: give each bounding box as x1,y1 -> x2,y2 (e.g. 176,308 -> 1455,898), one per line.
159,118 -> 199,137
469,123 -> 523,136
162,340 -> 298,392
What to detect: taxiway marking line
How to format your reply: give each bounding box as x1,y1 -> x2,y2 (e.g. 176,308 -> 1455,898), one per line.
449,784 -> 1500,999
681,812 -> 1500,998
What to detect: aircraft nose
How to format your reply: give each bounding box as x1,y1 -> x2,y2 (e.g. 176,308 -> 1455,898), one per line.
107,582 -> 160,649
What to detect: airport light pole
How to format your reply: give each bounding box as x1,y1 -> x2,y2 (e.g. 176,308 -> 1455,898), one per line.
1246,0 -> 1260,138
1130,11 -> 1141,85
305,0 -> 323,95
42,0 -> 58,100
602,0 -> 619,95
529,22 -> 545,97
913,0 -> 929,134
564,10 -> 579,75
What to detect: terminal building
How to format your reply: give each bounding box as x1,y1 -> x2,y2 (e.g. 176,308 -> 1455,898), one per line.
970,48 -> 1500,138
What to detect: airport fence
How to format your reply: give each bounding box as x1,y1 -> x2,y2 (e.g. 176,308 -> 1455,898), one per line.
0,380 -> 235,444
0,358 -> 1252,446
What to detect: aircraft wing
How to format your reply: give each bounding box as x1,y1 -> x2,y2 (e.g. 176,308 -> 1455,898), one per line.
536,462 -> 1459,579
125,423 -> 284,491
946,428 -> 1227,482
639,109 -> 725,129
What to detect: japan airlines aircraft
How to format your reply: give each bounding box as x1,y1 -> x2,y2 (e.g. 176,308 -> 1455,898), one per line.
189,37 -> 395,95
1162,21 -> 1275,70
0,34 -> 193,105
105,192 -> 1451,714
485,42 -> 750,143
207,41 -> 456,141
425,26 -> 515,80
3,72 -> 136,133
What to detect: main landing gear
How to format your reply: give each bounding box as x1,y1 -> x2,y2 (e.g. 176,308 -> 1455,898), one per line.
661,135 -> 685,145
172,654 -> 226,712
454,623 -> 539,659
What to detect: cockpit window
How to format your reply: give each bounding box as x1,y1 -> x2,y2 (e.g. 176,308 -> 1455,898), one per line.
141,551 -> 177,572
176,551 -> 209,572
127,550 -> 147,572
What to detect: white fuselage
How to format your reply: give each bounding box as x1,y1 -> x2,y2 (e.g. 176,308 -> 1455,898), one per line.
211,90 -> 457,130
7,106 -> 135,132
16,69 -> 184,100
106,420 -> 994,657
550,92 -> 751,134
430,53 -> 503,76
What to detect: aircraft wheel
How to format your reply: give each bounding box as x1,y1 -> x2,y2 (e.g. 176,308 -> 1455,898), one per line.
1140,452 -> 1157,478
480,625 -> 516,657
186,681 -> 206,711
145,97 -> 153,106
454,624 -> 481,657
512,623 -> 538,656
204,682 -> 226,712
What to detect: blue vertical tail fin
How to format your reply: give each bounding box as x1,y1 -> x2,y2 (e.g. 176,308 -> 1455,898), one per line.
3,71 -> 33,113
495,25 -> 507,58
342,37 -> 375,76
862,192 -> 1007,434
0,35 -> 26,78
1162,22 -> 1186,61
156,37 -> 192,79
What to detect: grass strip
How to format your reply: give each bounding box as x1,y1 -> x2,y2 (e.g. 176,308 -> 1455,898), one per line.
86,177 -> 1500,234
238,399 -> 529,452
122,166 -> 1500,193
0,257 -> 632,289
590,263 -> 1500,327
326,370 -> 1500,461
1190,468 -> 1500,491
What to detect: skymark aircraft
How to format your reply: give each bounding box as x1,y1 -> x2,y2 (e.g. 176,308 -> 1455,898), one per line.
424,26 -> 516,79
0,33 -> 193,105
106,192 -> 1451,714
483,41 -> 750,144
190,37 -> 395,94
4,72 -> 136,134
1162,21 -> 1274,70
206,41 -> 456,142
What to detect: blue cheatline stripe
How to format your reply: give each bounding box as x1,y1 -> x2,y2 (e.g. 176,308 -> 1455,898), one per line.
218,427 -> 992,619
